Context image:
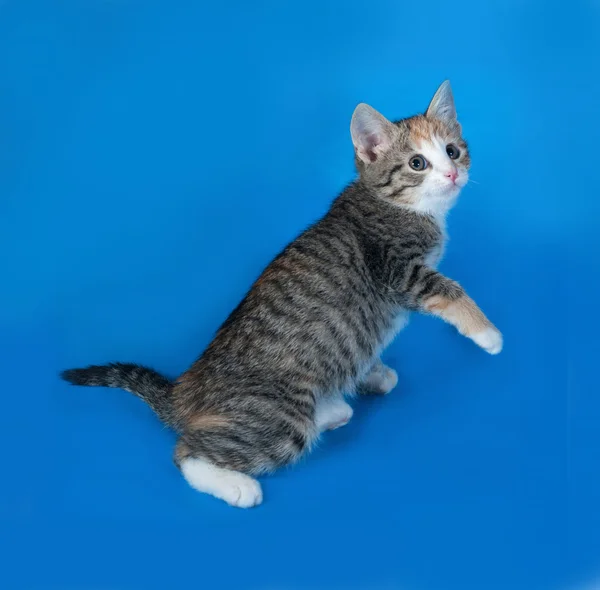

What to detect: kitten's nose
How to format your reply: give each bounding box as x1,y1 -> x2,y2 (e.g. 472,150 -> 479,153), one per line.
445,170 -> 458,184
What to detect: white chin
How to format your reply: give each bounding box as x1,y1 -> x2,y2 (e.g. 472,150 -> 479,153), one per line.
445,184 -> 461,197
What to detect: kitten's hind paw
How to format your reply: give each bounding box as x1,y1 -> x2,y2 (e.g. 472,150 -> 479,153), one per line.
471,327 -> 503,355
180,458 -> 263,508
315,397 -> 354,431
358,364 -> 398,395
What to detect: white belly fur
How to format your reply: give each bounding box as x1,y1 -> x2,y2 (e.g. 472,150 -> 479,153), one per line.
381,310 -> 410,351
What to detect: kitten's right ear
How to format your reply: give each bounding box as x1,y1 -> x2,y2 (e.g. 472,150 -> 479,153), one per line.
350,104 -> 397,164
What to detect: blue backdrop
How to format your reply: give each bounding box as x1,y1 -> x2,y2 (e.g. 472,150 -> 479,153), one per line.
1,1 -> 598,589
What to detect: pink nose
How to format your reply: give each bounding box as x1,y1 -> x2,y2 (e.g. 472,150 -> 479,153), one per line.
445,170 -> 458,184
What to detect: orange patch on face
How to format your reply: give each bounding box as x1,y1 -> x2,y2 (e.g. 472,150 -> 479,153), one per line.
407,115 -> 448,143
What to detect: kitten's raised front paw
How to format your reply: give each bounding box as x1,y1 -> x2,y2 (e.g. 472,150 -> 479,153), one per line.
471,327 -> 503,355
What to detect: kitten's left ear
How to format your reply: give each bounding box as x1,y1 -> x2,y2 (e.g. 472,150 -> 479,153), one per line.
426,80 -> 458,124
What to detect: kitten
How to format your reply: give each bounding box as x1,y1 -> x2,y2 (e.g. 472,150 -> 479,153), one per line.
62,81 -> 502,508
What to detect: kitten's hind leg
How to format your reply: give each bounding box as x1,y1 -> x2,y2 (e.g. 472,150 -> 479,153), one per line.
174,405 -> 313,508
357,359 -> 398,395
175,440 -> 263,508
315,395 -> 353,431
180,456 -> 263,508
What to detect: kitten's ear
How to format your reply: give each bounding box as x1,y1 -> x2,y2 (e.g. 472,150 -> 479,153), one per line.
350,104 -> 397,164
426,80 -> 457,123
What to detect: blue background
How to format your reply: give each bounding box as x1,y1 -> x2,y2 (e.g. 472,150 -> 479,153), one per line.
0,1 -> 598,589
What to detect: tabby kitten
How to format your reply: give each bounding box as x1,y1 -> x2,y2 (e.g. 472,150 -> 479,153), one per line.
62,81 -> 502,508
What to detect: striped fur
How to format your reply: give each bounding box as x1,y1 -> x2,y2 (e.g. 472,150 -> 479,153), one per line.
62,81 -> 502,507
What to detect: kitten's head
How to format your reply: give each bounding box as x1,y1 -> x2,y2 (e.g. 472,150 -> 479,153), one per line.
350,81 -> 470,216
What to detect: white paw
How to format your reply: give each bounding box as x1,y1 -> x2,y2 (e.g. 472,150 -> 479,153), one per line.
217,473 -> 263,508
374,367 -> 398,394
360,365 -> 398,394
315,398 -> 354,431
471,327 -> 503,355
325,404 -> 354,431
180,458 -> 263,508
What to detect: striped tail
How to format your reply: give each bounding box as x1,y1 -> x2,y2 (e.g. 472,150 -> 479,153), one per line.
61,362 -> 177,428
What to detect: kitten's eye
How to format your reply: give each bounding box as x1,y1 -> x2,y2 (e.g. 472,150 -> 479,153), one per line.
446,144 -> 460,159
409,155 -> 428,171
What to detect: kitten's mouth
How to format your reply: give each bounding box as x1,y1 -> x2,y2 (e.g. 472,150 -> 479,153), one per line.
447,177 -> 466,192
444,182 -> 461,194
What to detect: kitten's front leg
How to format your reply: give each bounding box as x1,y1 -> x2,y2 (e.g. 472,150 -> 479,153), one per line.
315,395 -> 353,431
425,293 -> 503,354
357,359 -> 398,395
406,265 -> 503,354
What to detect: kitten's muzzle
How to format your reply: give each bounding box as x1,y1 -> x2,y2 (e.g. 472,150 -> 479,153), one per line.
444,169 -> 458,184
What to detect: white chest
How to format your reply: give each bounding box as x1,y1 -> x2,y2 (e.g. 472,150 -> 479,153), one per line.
425,222 -> 448,269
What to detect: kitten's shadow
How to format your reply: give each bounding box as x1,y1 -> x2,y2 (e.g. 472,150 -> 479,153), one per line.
307,389 -> 399,466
